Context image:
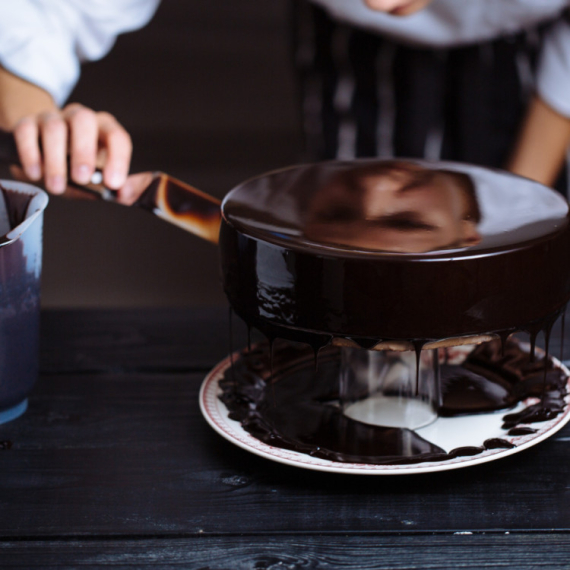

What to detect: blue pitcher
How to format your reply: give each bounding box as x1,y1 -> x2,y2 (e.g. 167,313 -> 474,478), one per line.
0,180 -> 48,424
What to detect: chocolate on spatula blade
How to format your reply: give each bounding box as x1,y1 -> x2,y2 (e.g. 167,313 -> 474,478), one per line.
132,172 -> 221,244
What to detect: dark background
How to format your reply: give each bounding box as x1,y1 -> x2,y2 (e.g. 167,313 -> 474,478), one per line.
40,0 -> 303,308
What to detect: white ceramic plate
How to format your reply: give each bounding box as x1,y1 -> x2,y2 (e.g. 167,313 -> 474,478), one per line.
199,351 -> 570,475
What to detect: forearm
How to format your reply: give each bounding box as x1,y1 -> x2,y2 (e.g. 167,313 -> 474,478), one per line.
506,95 -> 570,187
0,66 -> 57,130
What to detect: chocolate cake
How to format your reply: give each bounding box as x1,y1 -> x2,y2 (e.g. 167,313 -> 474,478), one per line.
214,160 -> 570,466
220,160 -> 570,348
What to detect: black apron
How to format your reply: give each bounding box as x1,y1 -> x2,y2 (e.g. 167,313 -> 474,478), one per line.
290,1 -> 567,194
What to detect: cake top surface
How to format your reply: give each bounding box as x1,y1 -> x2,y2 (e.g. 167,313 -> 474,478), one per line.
222,160 -> 569,259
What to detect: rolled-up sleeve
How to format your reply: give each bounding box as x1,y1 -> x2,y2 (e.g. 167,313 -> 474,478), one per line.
537,17 -> 570,118
0,0 -> 160,106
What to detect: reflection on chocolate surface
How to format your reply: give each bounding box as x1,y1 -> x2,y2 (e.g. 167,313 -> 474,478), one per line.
219,338 -> 567,465
222,159 -> 568,255
304,161 -> 481,253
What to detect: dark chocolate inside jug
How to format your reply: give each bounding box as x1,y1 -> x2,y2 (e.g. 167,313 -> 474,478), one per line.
0,186 -> 33,231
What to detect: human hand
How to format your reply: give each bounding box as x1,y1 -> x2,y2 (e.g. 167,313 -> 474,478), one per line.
363,0 -> 432,16
11,102 -> 142,203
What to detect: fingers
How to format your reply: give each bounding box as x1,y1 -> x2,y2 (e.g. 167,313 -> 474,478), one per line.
97,112 -> 132,190
116,172 -> 153,205
15,110 -> 70,193
39,111 -> 68,193
13,117 -> 42,182
11,104 -> 132,195
63,103 -> 99,185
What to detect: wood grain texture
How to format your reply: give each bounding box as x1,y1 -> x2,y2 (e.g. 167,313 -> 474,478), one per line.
2,336 -> 570,537
39,308 -> 570,374
1,534 -> 570,569
2,308 -> 570,568
39,308 -> 250,374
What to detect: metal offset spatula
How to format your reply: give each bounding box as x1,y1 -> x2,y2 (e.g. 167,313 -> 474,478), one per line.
0,129 -> 222,244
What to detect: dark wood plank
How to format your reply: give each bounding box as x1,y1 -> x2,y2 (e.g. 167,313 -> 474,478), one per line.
1,534 -> 570,569
1,367 -> 570,537
39,308 -> 250,373
39,306 -> 570,374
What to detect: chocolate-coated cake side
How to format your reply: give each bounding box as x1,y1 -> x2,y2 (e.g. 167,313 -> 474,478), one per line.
220,160 -> 570,343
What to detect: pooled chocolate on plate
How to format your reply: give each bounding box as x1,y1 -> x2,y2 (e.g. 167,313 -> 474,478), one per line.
219,338 -> 567,465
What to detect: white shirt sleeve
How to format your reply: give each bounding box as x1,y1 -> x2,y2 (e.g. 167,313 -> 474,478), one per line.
0,0 -> 160,106
536,17 -> 570,118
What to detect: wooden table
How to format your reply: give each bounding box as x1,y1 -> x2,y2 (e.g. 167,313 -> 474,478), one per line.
1,308 -> 570,568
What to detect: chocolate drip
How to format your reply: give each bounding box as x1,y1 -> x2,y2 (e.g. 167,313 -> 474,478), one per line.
498,331 -> 513,358
560,307 -> 566,361
433,348 -> 442,409
543,318 -> 554,387
228,307 -> 236,386
312,345 -> 321,375
412,340 -> 426,397
528,331 -> 537,362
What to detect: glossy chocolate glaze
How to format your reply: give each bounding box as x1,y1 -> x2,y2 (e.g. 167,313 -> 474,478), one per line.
219,338 -> 567,464
135,173 -> 221,243
220,160 -> 570,343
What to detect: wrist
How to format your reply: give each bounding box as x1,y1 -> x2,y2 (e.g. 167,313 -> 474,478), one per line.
0,66 -> 57,129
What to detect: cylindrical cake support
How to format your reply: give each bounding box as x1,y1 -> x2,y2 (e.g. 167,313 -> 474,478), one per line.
339,347 -> 442,430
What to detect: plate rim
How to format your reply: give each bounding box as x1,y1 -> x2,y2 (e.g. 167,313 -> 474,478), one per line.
199,349 -> 570,475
